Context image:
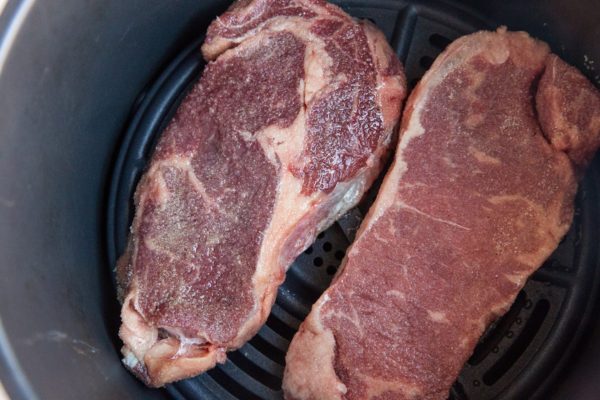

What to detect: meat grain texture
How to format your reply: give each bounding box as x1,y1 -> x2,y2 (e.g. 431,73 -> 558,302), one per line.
117,0 -> 406,387
283,28 -> 600,400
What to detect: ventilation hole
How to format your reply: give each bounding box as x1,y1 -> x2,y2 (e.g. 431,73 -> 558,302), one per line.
429,33 -> 453,50
304,246 -> 313,255
227,351 -> 281,390
482,299 -> 550,385
248,335 -> 286,366
323,242 -> 332,252
468,291 -> 526,366
207,365 -> 262,400
335,250 -> 345,260
266,314 -> 297,341
317,232 -> 325,239
327,265 -> 337,275
420,56 -> 434,69
313,257 -> 323,267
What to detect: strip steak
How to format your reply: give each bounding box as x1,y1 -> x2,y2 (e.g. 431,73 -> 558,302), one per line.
283,28 -> 600,400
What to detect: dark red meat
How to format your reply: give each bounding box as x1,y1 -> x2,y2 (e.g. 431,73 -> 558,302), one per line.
283,28 -> 600,400
118,0 -> 406,387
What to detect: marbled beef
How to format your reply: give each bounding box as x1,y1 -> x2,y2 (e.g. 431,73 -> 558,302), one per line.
283,28 -> 600,400
117,0 -> 406,387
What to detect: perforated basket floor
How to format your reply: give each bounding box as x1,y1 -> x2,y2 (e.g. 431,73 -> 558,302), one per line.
106,1 -> 600,399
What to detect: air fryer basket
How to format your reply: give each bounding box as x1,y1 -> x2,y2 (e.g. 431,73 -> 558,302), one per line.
1,1 -> 600,400
106,1 -> 600,399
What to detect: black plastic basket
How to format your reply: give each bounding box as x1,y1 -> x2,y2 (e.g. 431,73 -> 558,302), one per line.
106,1 -> 600,399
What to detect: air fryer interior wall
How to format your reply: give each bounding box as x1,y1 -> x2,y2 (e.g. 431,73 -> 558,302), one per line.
0,1 -> 599,400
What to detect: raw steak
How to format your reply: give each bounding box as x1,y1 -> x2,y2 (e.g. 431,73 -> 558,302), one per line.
117,0 -> 406,387
283,28 -> 600,400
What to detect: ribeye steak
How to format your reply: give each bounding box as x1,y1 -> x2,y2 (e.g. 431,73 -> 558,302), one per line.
283,28 -> 600,400
117,0 -> 406,387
